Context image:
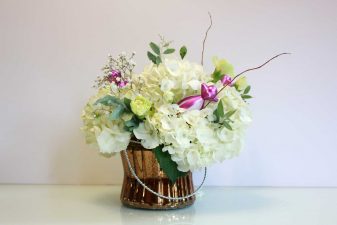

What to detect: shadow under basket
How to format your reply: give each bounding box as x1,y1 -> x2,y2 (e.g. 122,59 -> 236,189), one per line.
120,142 -> 195,210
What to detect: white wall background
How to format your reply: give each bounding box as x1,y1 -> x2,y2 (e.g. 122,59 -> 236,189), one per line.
1,0 -> 336,186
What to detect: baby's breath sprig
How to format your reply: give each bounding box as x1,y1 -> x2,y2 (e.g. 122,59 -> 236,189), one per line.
93,52 -> 136,89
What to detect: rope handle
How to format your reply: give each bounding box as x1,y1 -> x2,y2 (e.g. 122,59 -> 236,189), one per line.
123,149 -> 207,200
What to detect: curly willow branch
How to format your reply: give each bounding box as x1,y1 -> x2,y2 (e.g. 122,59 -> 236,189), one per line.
203,52 -> 291,108
201,12 -> 213,66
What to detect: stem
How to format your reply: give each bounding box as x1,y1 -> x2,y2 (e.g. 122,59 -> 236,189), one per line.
203,52 -> 291,108
201,12 -> 213,66
233,53 -> 291,80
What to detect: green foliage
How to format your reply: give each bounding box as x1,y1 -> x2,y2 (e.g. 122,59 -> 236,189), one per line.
213,101 -> 236,131
124,116 -> 141,132
211,69 -> 223,83
149,42 -> 160,55
213,100 -> 223,123
222,120 -> 233,130
147,51 -> 157,64
163,48 -> 175,54
243,85 -> 251,94
224,109 -> 237,118
148,39 -> 185,65
180,46 -> 187,59
95,96 -> 138,123
109,104 -> 124,120
148,42 -> 162,65
123,98 -> 131,110
241,94 -> 252,99
95,95 -> 123,106
234,84 -> 252,101
153,145 -> 187,183
156,56 -> 162,64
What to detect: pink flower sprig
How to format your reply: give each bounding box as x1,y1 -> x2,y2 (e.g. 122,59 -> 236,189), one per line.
221,75 -> 233,86
107,70 -> 129,88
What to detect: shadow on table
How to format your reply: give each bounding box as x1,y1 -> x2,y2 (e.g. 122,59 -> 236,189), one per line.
119,205 -> 196,225
93,187 -> 272,225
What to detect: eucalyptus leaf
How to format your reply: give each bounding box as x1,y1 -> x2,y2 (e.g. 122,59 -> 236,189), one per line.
153,145 -> 187,183
95,95 -> 123,106
163,48 -> 175,54
179,46 -> 187,59
147,51 -> 157,64
149,42 -> 160,55
124,116 -> 141,132
109,104 -> 124,120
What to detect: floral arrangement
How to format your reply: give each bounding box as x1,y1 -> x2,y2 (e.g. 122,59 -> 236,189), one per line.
81,18 -> 288,183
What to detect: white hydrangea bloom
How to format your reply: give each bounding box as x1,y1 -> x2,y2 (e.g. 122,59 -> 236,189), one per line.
140,85 -> 252,172
133,122 -> 160,149
81,87 -> 131,156
133,58 -> 210,109
82,57 -> 252,171
96,125 -> 130,154
130,59 -> 252,172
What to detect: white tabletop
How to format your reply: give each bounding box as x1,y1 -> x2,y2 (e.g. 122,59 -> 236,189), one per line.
0,185 -> 336,225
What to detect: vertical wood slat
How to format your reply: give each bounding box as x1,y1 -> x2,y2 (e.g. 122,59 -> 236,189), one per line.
120,142 -> 196,209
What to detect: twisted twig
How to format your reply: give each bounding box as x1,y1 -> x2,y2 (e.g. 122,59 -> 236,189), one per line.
203,52 -> 291,108
201,12 -> 213,65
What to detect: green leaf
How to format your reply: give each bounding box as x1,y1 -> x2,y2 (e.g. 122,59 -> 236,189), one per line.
243,85 -> 251,94
241,94 -> 253,99
213,108 -> 220,123
179,46 -> 187,59
153,145 -> 187,183
216,101 -> 225,118
223,120 -> 233,131
163,42 -> 170,47
163,48 -> 175,54
149,42 -> 160,55
123,98 -> 131,111
213,101 -> 224,122
224,110 -> 236,118
147,51 -> 157,64
109,104 -> 124,120
156,56 -> 162,64
212,69 -> 223,83
95,95 -> 123,106
234,83 -> 240,91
